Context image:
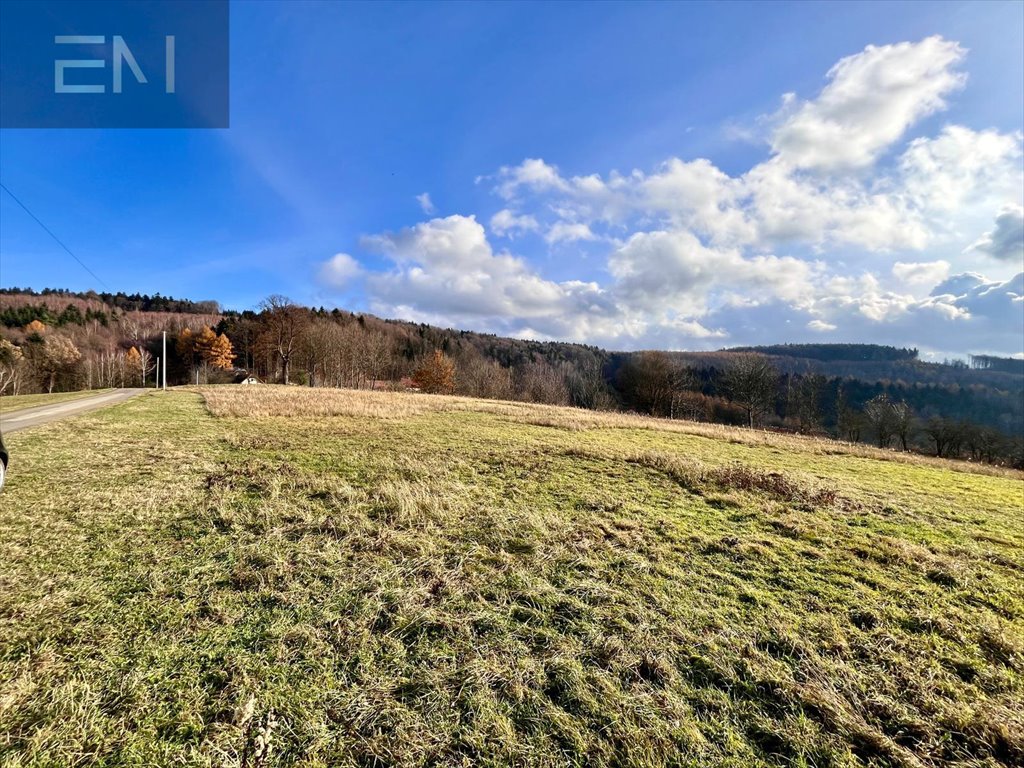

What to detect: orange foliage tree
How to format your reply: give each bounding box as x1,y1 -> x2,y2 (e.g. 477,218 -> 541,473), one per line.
413,349 -> 456,394
206,332 -> 235,370
178,327 -> 235,376
125,346 -> 142,385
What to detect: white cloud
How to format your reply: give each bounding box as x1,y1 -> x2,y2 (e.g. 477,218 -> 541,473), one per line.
770,36 -> 967,171
416,192 -> 436,214
359,216 -> 618,342
490,208 -> 539,237
545,222 -> 596,244
893,260 -> 950,286
494,158 -> 569,200
608,230 -> 815,315
318,252 -> 363,288
966,206 -> 1024,262
316,37 -> 1023,356
900,127 -> 1022,216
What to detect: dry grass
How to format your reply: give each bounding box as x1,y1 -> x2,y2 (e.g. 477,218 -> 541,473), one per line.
0,385 -> 1021,767
203,385 -> 1022,479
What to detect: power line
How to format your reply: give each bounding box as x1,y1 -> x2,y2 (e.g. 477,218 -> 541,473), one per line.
0,181 -> 109,290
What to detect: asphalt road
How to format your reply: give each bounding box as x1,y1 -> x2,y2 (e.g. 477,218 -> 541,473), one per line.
0,388 -> 145,434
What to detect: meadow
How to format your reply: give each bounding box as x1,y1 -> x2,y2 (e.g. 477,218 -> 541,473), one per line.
0,386 -> 1021,767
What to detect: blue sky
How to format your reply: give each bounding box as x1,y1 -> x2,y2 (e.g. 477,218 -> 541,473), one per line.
1,0 -> 1022,356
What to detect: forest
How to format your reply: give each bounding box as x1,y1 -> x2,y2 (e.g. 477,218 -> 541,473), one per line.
2,288 -> 1022,466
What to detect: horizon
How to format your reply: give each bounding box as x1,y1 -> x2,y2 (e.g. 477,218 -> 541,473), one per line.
3,283 -> 1018,364
2,0 -> 1023,360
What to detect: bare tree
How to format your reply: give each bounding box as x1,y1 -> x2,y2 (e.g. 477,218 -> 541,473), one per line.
138,346 -> 156,387
361,330 -> 392,390
891,399 -> 914,451
562,355 -> 614,411
0,338 -> 25,395
25,334 -> 82,393
790,373 -> 826,432
258,295 -> 307,384
456,352 -> 513,400
723,354 -> 779,428
924,416 -> 955,457
516,361 -> 569,405
864,394 -> 897,448
618,351 -> 694,417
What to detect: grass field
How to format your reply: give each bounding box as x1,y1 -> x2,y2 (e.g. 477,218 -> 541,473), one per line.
1,386 -> 1021,767
0,389 -> 114,413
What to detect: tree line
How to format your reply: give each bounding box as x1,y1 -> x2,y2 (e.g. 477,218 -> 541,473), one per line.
0,287 -> 220,316
1,292 -> 1020,467
729,343 -> 919,362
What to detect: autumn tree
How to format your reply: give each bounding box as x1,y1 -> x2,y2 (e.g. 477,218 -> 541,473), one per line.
193,327 -> 217,363
723,354 -> 779,428
125,346 -> 142,386
176,328 -> 196,373
413,349 -> 456,394
207,333 -> 235,370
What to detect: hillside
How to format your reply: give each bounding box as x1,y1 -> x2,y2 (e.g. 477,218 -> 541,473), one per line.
2,288 -> 1022,464
1,386 -> 1021,766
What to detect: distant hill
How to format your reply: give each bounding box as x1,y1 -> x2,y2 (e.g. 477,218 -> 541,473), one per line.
727,343 -> 919,363
1,287 -> 1021,463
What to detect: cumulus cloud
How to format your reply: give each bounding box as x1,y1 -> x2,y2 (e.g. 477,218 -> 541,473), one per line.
493,158 -> 569,200
318,252 -> 363,288
900,127 -> 1022,215
315,37 -> 1023,356
358,215 -> 618,341
490,208 -> 539,237
893,260 -> 950,286
545,222 -> 596,244
966,206 -> 1024,262
416,192 -> 436,214
608,230 -> 814,315
770,36 -> 966,171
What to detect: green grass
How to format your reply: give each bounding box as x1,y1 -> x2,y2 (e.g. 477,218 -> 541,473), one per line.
0,389 -> 113,413
0,386 -> 1021,767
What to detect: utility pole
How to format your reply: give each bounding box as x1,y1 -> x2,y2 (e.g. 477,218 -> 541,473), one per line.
162,332 -> 167,391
